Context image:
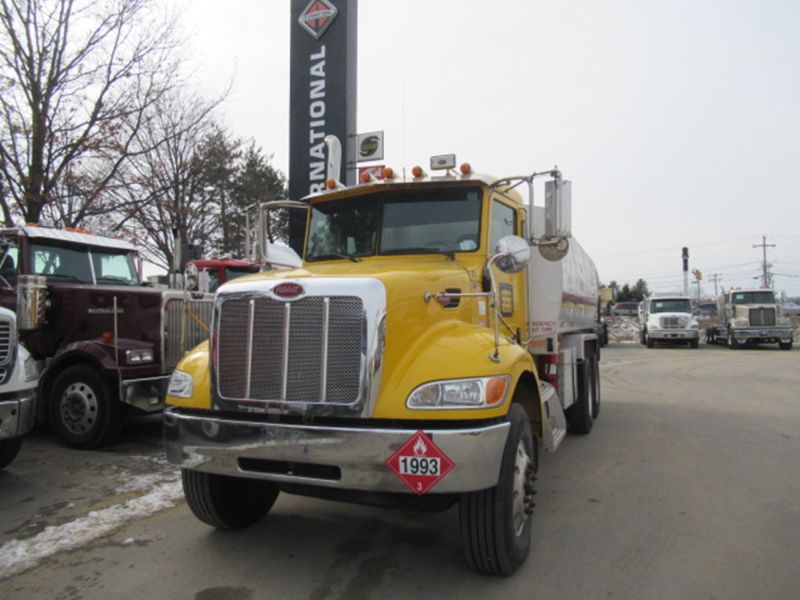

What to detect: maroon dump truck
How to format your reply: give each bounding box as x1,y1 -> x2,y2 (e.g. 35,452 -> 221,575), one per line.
0,226 -> 212,449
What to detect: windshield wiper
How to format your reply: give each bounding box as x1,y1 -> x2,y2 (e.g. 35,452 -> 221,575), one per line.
97,275 -> 136,286
381,247 -> 455,260
45,273 -> 86,283
308,253 -> 360,263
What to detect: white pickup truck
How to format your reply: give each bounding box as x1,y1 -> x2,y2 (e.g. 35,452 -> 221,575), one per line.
640,295 -> 700,348
0,306 -> 41,469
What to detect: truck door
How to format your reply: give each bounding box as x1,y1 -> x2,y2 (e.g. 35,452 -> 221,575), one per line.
489,196 -> 527,342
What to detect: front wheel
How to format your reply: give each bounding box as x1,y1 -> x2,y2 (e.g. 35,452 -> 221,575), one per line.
727,331 -> 739,349
779,340 -> 793,351
690,339 -> 699,349
460,403 -> 537,575
0,437 -> 23,470
49,366 -> 121,449
182,470 -> 280,529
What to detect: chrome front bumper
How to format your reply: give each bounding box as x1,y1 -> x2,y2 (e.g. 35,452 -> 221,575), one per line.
0,391 -> 36,440
121,375 -> 170,412
733,328 -> 793,342
648,329 -> 700,340
163,408 -> 510,494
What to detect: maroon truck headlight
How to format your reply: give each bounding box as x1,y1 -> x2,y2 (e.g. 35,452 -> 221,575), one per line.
126,349 -> 154,365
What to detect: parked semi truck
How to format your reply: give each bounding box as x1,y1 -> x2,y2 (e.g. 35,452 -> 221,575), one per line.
0,226 -> 213,448
639,295 -> 699,348
706,288 -> 793,350
164,151 -> 602,575
0,306 -> 40,469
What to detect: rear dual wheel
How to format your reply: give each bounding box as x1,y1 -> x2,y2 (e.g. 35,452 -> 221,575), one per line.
567,348 -> 599,434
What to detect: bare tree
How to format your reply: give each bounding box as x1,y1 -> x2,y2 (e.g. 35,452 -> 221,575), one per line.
0,0 -> 180,225
110,88 -> 222,271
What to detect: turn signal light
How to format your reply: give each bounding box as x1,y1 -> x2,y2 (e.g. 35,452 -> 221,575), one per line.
485,377 -> 508,407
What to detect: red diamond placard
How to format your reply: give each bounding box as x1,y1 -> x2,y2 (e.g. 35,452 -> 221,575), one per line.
385,430 -> 455,495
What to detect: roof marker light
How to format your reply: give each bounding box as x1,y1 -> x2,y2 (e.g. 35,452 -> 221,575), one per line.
325,178 -> 338,190
382,167 -> 395,180
411,165 -> 425,178
359,171 -> 373,184
459,163 -> 472,175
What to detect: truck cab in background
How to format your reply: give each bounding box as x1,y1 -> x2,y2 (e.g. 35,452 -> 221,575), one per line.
706,288 -> 793,350
0,226 -> 212,449
0,306 -> 40,469
184,258 -> 260,294
640,295 -> 700,348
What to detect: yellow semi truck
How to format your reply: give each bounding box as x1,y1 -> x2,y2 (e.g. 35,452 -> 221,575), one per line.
164,150 -> 601,575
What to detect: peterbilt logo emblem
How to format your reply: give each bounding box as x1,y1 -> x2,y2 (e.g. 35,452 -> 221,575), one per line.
273,282 -> 305,299
298,0 -> 338,40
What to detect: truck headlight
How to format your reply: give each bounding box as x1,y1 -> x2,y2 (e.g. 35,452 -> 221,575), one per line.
23,355 -> 41,382
690,321 -> 699,330
126,349 -> 154,365
167,370 -> 194,399
407,376 -> 509,409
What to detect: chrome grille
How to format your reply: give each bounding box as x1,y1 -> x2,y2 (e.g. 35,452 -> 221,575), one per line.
217,295 -> 364,404
660,316 -> 681,329
749,307 -> 776,327
0,319 -> 12,365
163,295 -> 214,371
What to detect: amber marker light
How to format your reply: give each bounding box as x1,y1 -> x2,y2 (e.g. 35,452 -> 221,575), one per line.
382,167 -> 394,179
460,163 -> 472,175
411,165 -> 424,177
325,178 -> 337,190
359,171 -> 372,184
101,331 -> 114,344
485,377 -> 508,407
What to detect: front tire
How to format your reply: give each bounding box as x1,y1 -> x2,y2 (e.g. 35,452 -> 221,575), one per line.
460,403 -> 536,575
690,339 -> 699,349
779,340 -> 793,350
49,366 -> 121,449
182,470 -> 280,529
0,437 -> 23,470
727,330 -> 739,349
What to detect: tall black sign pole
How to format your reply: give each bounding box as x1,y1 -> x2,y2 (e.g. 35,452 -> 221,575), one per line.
288,0 -> 358,251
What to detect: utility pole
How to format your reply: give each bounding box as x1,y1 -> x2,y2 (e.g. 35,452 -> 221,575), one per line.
709,273 -> 722,296
753,234 -> 776,288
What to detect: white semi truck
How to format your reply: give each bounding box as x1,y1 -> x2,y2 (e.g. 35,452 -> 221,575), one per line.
639,295 -> 700,348
0,306 -> 41,469
706,288 -> 793,350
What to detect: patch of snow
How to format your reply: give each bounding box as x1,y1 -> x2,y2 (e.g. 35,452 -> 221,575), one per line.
0,478 -> 182,580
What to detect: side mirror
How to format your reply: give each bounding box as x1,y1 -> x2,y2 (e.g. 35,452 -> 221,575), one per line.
493,235 -> 530,274
544,178 -> 572,239
184,262 -> 198,291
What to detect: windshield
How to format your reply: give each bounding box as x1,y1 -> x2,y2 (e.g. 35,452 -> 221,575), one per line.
30,242 -> 138,285
732,291 -> 774,305
305,187 -> 483,261
651,299 -> 692,313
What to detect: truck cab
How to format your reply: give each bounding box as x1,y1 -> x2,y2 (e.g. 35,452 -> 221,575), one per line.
0,306 -> 41,469
185,258 -> 260,293
164,156 -> 602,575
640,295 -> 700,348
707,288 -> 793,350
0,226 -> 212,448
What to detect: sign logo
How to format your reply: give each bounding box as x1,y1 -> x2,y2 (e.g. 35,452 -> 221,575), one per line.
298,0 -> 338,40
356,131 -> 384,162
273,282 -> 305,299
385,430 -> 455,495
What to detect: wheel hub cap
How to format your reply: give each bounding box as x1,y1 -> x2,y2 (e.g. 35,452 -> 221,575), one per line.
512,440 -> 535,536
60,382 -> 98,435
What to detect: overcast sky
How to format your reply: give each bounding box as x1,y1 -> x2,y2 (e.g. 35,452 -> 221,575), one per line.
174,0 -> 800,297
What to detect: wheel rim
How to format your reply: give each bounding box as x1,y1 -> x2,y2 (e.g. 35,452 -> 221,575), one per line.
60,382 -> 99,436
511,439 -> 534,537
